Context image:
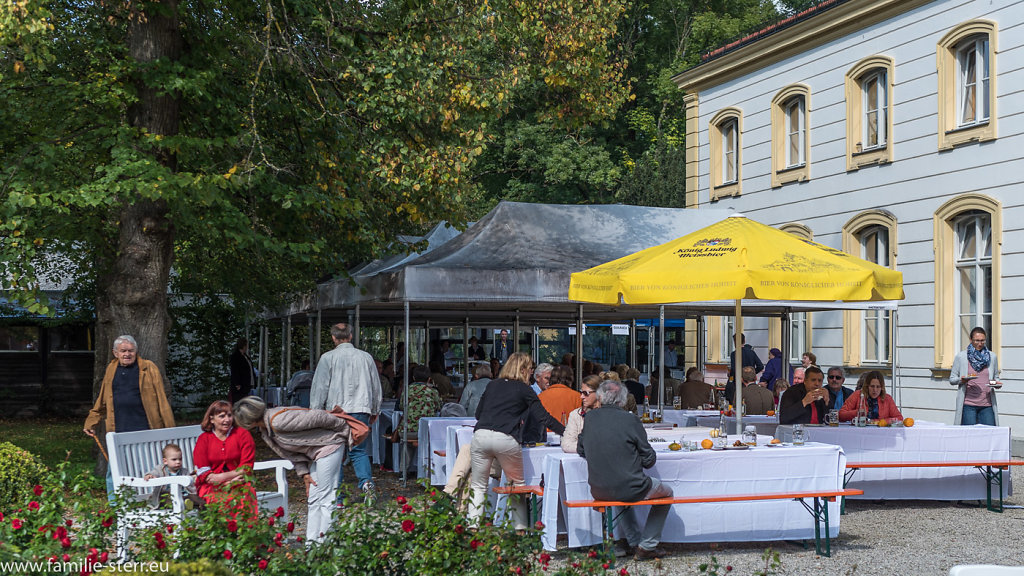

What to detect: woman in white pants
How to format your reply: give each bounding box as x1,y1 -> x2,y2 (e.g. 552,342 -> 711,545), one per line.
233,397 -> 354,544
467,353 -> 565,530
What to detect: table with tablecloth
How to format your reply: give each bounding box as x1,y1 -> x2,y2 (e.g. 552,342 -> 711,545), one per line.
696,415 -> 779,436
661,409 -> 719,427
539,442 -> 845,551
370,404 -> 401,467
417,417 -> 477,484
774,422 -> 1012,500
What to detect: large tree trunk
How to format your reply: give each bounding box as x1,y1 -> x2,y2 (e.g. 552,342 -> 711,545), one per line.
92,0 -> 182,405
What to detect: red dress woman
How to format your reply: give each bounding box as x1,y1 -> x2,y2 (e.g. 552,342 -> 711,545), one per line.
193,400 -> 257,519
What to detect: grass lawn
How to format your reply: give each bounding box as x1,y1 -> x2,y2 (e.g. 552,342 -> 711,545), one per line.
0,417 -> 98,479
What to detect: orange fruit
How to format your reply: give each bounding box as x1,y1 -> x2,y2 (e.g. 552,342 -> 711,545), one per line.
701,439 -> 713,450
903,417 -> 914,427
877,419 -> 890,427
766,410 -> 775,416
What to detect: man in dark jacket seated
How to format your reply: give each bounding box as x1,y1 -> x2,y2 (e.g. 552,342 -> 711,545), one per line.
825,366 -> 854,411
779,365 -> 830,424
578,380 -> 671,561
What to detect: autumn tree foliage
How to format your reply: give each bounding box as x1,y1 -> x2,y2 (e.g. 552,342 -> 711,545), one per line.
0,0 -> 630,386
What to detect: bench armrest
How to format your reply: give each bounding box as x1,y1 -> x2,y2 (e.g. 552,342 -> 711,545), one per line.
254,459 -> 294,471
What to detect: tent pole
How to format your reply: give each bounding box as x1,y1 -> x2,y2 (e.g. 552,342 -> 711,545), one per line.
315,310 -> 322,363
576,305 -> 584,389
734,300 -> 744,435
696,316 -> 706,375
280,320 -> 286,388
307,314 -> 316,372
463,317 -> 471,391
285,315 -> 292,383
513,313 -> 520,355
354,305 -> 361,348
658,306 -> 666,411
781,312 -> 791,382
892,308 -> 901,406
630,319 -> 637,370
532,326 -> 539,364
402,302 -> 410,486
424,320 -> 430,369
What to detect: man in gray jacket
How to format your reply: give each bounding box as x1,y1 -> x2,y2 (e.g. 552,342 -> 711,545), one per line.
578,380 -> 671,560
310,323 -> 382,502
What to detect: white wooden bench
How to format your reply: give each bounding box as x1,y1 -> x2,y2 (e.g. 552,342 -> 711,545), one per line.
106,425 -> 293,558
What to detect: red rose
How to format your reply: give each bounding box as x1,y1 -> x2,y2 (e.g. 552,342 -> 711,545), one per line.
401,504 -> 413,513
62,554 -> 70,562
223,550 -> 233,560
286,522 -> 295,533
470,539 -> 482,550
275,506 -> 285,518
80,568 -> 92,576
11,518 -> 23,530
55,526 -> 68,539
101,516 -> 113,528
258,559 -> 268,570
0,512 -> 4,521
267,518 -> 275,527
166,524 -> 174,534
602,563 -> 610,569
227,520 -> 238,533
155,540 -> 166,550
401,520 -> 415,533
275,532 -> 283,541
454,524 -> 465,534
620,569 -> 629,576
33,485 -> 43,496
539,552 -> 551,564
396,496 -> 407,504
587,549 -> 597,558
61,537 -> 72,548
726,567 -> 733,572
534,521 -> 544,530
99,552 -> 109,563
66,519 -> 74,527
28,501 -> 40,511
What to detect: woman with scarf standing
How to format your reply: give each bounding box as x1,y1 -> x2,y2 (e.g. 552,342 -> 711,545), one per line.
950,326 -> 1002,426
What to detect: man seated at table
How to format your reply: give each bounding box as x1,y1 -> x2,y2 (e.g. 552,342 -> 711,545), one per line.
825,367 -> 854,411
779,366 -> 829,424
429,360 -> 454,399
538,365 -> 580,425
459,363 -> 492,417
578,380 -> 671,560
678,367 -> 713,409
648,368 -> 682,405
741,366 -> 775,415
531,363 -> 553,395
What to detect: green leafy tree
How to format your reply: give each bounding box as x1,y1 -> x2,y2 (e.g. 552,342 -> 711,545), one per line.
0,0 -> 630,391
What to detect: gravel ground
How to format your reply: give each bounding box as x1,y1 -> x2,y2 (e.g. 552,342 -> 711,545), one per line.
277,453 -> 1024,576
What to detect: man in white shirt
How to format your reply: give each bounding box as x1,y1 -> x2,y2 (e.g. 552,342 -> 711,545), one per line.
310,323 -> 382,502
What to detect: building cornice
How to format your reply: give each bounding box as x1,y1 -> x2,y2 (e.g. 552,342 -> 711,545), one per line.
673,0 -> 935,93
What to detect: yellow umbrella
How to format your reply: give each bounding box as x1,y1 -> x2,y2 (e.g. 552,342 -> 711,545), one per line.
569,215 -> 904,424
569,215 -> 903,304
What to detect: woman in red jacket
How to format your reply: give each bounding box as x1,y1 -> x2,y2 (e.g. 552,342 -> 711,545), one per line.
193,400 -> 257,519
839,371 -> 903,422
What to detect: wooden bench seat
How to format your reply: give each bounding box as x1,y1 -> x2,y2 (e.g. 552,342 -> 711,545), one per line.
845,460 -> 1024,512
566,488 -> 863,557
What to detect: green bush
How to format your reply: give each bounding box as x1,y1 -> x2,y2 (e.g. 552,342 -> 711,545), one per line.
0,442 -> 48,512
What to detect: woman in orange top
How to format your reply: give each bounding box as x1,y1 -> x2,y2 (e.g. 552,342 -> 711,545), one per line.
838,371 -> 903,422
538,365 -> 582,425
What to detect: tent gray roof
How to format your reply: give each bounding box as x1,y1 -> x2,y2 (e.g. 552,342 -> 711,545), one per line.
277,201 -> 898,325
301,201 -> 733,323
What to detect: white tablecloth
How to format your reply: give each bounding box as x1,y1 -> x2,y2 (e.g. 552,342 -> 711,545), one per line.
696,415 -> 779,436
662,409 -> 719,427
417,417 -> 477,484
370,408 -> 401,467
540,442 -> 844,550
774,422 -> 1012,500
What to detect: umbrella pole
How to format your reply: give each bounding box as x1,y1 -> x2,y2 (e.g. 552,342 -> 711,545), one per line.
658,306 -> 666,412
734,299 -> 743,436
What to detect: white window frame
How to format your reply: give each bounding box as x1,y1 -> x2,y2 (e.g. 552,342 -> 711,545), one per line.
954,213 -> 993,350
860,226 -> 891,364
862,71 -> 887,150
721,119 -> 738,184
957,37 -> 990,128
789,313 -> 808,365
785,97 -> 805,168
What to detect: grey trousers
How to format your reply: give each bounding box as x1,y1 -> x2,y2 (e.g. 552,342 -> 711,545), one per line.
615,477 -> 673,551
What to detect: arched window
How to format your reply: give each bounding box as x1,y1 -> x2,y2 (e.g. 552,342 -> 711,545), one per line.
934,194 -> 1001,368
771,85 -> 811,187
842,211 -> 898,366
845,56 -> 894,170
709,108 -> 743,200
937,20 -> 997,150
779,223 -> 813,363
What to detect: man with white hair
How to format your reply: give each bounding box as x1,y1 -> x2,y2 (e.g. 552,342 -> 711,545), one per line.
577,379 -> 671,560
531,363 -> 554,395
